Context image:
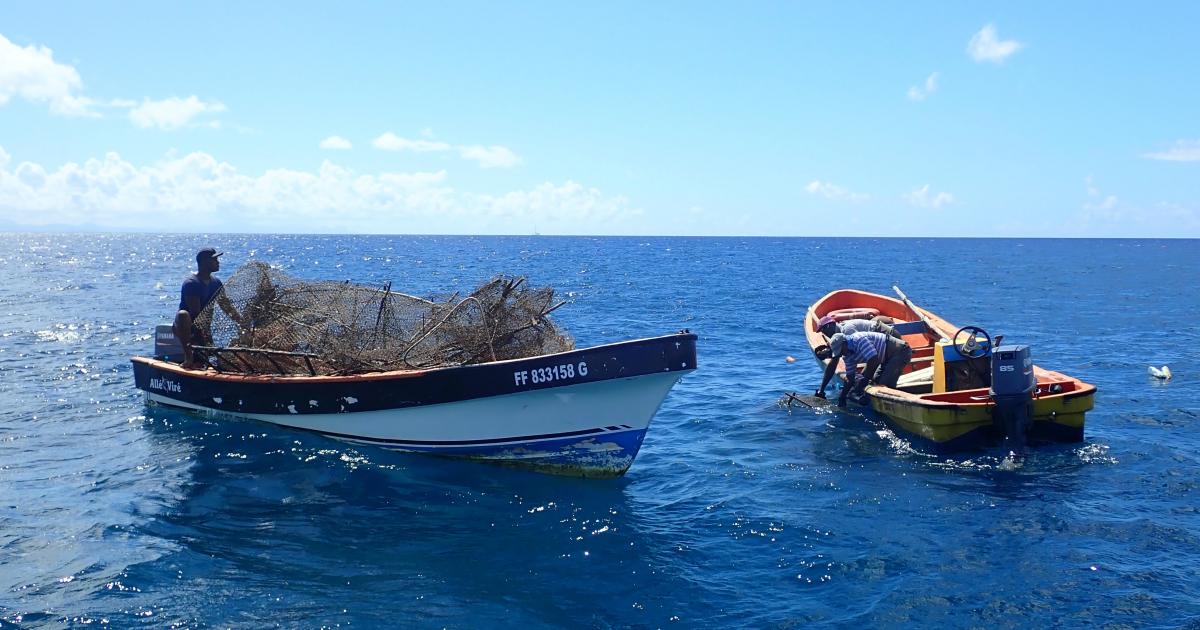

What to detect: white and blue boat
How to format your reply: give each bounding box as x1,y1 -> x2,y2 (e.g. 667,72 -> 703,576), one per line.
132,331 -> 696,477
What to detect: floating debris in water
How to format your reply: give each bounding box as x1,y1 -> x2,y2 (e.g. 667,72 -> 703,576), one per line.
1148,365 -> 1173,380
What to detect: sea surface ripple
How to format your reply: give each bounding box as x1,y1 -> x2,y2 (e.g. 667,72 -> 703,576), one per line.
0,234 -> 1197,628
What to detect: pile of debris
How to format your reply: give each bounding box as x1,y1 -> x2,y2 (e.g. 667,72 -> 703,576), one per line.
193,262 -> 573,375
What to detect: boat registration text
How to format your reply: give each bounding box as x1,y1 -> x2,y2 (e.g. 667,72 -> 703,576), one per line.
513,362 -> 589,387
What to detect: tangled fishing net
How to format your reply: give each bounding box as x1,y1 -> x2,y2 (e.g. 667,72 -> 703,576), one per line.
193,262 -> 573,375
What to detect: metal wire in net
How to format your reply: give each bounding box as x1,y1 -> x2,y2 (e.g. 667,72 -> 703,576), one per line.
192,262 -> 573,375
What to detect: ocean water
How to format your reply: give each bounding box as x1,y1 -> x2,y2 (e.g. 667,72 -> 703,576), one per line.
1,233 -> 1197,629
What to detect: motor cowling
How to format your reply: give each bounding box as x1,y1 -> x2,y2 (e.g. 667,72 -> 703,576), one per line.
154,324 -> 184,362
991,345 -> 1035,452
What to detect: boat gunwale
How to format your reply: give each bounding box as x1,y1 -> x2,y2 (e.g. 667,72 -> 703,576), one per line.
865,380 -> 1096,409
131,331 -> 697,384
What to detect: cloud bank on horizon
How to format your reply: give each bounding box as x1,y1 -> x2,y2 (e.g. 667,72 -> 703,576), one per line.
0,5 -> 1196,237
0,146 -> 636,233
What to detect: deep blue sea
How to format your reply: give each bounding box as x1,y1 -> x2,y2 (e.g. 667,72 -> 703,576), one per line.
1,234 -> 1198,628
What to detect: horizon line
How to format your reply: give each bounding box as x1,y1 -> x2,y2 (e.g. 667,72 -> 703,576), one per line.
0,228 -> 1197,240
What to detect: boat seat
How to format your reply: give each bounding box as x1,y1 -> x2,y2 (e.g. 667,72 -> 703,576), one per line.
897,366 -> 934,388
891,320 -> 932,336
821,320 -> 933,344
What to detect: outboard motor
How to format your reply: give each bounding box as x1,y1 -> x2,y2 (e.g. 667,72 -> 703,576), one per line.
154,324 -> 184,362
990,345 -> 1035,452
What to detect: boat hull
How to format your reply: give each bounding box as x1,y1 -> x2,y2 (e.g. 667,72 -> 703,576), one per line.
133,332 -> 697,477
870,385 -> 1094,452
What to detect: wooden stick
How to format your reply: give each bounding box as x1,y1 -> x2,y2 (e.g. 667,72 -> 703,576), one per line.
892,285 -> 948,342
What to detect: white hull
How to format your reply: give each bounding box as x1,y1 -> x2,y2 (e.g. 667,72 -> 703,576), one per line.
147,371 -> 683,452
135,330 -> 698,476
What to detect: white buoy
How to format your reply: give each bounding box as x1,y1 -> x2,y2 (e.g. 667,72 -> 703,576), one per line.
1148,365 -> 1173,380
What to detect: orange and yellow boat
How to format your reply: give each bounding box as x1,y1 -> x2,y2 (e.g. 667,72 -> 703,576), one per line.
804,288 -> 1095,451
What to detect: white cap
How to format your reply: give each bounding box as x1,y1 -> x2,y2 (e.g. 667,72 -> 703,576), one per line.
829,333 -> 847,357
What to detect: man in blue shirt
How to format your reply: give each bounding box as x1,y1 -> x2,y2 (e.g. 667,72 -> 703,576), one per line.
173,247 -> 239,369
814,314 -> 902,399
828,330 -> 912,407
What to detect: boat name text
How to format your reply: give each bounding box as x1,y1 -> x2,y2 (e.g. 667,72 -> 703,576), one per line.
149,376 -> 182,393
513,362 -> 588,387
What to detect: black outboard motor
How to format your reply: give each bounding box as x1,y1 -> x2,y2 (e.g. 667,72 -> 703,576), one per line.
991,345 -> 1035,452
154,324 -> 184,362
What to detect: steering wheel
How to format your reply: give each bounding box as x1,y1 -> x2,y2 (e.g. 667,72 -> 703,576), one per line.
952,326 -> 992,359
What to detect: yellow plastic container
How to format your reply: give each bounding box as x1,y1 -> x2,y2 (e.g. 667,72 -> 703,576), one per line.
933,340 -> 949,393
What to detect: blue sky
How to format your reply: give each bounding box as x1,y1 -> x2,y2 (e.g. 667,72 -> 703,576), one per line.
1,2 -> 1197,236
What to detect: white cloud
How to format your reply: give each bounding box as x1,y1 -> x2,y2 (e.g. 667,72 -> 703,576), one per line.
0,33 -> 230,129
804,180 -> 868,202
967,25 -> 1023,63
319,135 -> 352,150
458,145 -> 522,169
1077,177 -> 1200,234
372,132 -> 522,168
903,184 -> 954,209
0,147 -> 634,232
372,132 -> 451,153
1142,139 -> 1200,162
907,72 -> 939,101
486,181 -> 634,222
1151,202 -> 1200,229
0,33 -> 95,117
1083,176 -> 1118,214
129,96 -> 227,130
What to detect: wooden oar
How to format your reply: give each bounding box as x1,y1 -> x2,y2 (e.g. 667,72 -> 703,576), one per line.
892,285 -> 948,342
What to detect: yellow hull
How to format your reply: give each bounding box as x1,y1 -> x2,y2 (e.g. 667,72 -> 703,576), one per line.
869,387 -> 1094,448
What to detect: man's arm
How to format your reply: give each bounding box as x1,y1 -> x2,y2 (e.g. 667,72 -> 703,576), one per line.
816,354 -> 841,398
858,357 -> 882,390
837,358 -> 859,406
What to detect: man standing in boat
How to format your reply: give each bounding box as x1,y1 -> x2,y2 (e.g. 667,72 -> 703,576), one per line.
827,330 -> 912,407
174,247 -> 241,369
813,315 -> 902,399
